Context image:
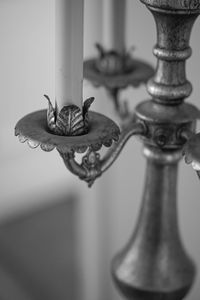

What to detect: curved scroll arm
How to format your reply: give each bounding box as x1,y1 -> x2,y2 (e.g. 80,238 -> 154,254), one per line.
180,128 -> 200,178
58,121 -> 146,187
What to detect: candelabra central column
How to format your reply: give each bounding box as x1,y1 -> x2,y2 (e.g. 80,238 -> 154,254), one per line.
112,148 -> 195,300
112,1 -> 200,300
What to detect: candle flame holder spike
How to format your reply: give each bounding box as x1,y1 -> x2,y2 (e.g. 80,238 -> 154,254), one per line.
83,43 -> 154,120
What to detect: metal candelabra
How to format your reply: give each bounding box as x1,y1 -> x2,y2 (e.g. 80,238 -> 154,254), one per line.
15,1 -> 200,299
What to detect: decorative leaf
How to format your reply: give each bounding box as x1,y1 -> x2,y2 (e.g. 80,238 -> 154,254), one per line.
83,97 -> 94,118
56,105 -> 85,136
95,43 -> 105,58
44,94 -> 56,131
44,96 -> 94,136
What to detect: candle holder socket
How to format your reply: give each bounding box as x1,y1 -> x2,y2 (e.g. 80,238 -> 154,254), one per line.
84,43 -> 154,119
44,95 -> 94,136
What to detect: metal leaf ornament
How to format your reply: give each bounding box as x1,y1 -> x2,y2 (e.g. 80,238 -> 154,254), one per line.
44,95 -> 94,136
95,43 -> 134,75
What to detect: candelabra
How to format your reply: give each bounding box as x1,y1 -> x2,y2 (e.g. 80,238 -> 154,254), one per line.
15,0 -> 200,299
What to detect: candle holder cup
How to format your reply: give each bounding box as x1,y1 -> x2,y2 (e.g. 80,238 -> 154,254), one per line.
84,43 -> 154,119
15,97 -> 145,187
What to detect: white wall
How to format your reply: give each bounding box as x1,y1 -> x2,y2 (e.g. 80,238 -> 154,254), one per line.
0,1 -> 200,300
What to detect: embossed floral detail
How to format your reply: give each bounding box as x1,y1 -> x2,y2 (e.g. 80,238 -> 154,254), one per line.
95,43 -> 135,76
153,128 -> 173,148
81,149 -> 102,187
181,0 -> 200,9
44,95 -> 94,136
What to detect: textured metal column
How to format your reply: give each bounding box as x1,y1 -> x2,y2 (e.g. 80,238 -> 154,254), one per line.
112,148 -> 195,300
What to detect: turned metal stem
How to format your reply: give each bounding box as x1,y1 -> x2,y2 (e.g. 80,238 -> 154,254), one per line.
149,14 -> 197,104
112,148 -> 195,300
112,1 -> 200,300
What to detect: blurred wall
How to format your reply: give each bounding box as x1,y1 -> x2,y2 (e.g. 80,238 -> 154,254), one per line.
0,1 -> 200,300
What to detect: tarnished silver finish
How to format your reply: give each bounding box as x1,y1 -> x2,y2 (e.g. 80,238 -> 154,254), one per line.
94,44 -> 134,76
146,12 -> 198,104
112,2 -> 200,300
14,1 -> 200,298
135,100 -> 199,149
84,44 -> 154,119
112,147 -> 195,300
15,110 -> 120,154
44,95 -> 94,136
59,120 -> 145,186
15,108 -> 145,186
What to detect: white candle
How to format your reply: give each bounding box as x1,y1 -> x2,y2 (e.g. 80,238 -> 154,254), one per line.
55,0 -> 84,110
103,0 -> 126,53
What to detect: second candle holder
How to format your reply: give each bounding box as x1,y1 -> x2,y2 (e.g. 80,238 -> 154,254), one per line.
84,44 -> 154,119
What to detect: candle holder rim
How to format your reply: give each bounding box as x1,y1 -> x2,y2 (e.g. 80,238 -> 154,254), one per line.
135,100 -> 200,123
15,110 -> 120,153
83,58 -> 154,90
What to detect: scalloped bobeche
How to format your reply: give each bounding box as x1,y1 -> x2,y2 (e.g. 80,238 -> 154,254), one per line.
44,95 -> 94,136
15,110 -> 120,154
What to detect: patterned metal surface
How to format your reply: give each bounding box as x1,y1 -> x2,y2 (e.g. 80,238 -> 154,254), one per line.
44,95 -> 94,136
15,110 -> 120,154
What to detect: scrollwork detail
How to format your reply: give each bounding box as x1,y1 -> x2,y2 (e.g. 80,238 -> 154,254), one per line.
81,149 -> 102,187
182,0 -> 200,9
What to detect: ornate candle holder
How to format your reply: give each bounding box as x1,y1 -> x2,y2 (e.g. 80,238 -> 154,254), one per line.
15,98 -> 145,187
84,43 -> 154,119
15,1 -> 200,300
